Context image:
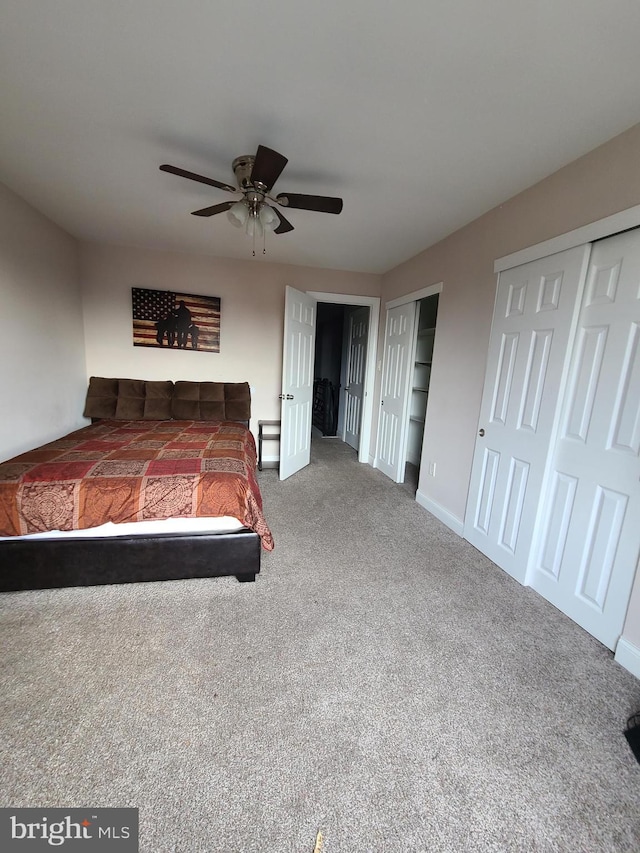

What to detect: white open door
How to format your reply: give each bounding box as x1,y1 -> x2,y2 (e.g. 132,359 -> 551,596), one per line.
463,245 -> 591,583
279,286 -> 317,481
343,307 -> 369,451
375,302 -> 418,482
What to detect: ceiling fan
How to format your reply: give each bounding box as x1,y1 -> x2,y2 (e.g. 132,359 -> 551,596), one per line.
160,145 -> 343,250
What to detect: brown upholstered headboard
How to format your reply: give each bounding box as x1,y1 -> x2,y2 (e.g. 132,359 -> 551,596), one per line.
83,377 -> 251,422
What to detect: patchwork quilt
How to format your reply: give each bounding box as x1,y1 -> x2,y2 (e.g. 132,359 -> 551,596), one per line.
0,420 -> 274,550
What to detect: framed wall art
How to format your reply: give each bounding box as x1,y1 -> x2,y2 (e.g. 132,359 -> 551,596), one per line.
132,288 -> 221,352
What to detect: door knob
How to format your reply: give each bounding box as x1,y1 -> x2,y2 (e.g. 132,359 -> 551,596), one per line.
279,393 -> 294,400
478,428 -> 485,436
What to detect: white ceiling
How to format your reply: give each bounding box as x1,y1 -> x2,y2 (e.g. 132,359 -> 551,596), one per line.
2,1 -> 640,274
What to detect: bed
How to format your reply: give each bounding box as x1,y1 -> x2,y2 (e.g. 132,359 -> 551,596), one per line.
0,377 -> 273,591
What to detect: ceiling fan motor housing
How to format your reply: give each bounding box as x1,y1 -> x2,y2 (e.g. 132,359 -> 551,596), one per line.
232,155 -> 257,190
160,144 -> 342,236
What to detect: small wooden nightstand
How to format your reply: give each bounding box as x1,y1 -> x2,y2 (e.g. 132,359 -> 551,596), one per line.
257,420 -> 281,471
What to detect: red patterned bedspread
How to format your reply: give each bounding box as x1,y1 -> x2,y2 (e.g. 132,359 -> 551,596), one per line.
0,420 -> 274,550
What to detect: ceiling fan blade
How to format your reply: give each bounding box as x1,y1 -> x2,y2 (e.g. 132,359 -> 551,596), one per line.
276,193 -> 343,214
191,201 -> 234,217
273,208 -> 295,235
250,145 -> 288,191
160,164 -> 236,193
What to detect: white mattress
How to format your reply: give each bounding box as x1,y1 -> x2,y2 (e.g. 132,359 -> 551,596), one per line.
0,516 -> 246,542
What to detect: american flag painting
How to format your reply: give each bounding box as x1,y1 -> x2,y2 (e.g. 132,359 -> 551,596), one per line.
132,288 -> 221,352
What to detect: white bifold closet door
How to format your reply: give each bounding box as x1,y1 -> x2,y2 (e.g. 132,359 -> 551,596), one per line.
344,307 -> 369,451
530,230 -> 640,650
376,302 -> 417,482
465,231 -> 640,651
463,245 -> 591,583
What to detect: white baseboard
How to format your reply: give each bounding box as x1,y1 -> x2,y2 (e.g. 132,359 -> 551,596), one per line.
415,489 -> 464,537
615,637 -> 640,680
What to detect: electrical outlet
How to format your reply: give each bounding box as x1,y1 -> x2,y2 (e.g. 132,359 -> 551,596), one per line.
429,462 -> 437,477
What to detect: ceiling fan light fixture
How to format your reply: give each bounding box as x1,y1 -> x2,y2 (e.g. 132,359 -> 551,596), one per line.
259,204 -> 278,232
227,200 -> 249,227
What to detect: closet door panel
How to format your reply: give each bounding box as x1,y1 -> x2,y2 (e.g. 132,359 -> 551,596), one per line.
463,245 -> 591,582
375,302 -> 417,482
531,230 -> 640,649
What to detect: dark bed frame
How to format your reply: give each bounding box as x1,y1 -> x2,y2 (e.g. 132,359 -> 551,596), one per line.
0,377 -> 264,593
0,529 -> 260,592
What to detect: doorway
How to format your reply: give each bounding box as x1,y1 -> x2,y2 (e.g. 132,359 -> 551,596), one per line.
405,294 -> 439,490
313,303 -> 370,454
279,288 -> 380,480
313,303 -> 346,439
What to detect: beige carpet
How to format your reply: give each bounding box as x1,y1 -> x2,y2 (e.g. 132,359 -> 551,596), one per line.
1,437 -> 639,852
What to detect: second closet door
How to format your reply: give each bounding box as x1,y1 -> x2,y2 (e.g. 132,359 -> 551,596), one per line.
530,229 -> 640,650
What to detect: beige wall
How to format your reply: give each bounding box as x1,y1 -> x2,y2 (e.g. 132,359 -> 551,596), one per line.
0,181 -> 86,462
79,241 -> 380,441
381,121 -> 640,654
